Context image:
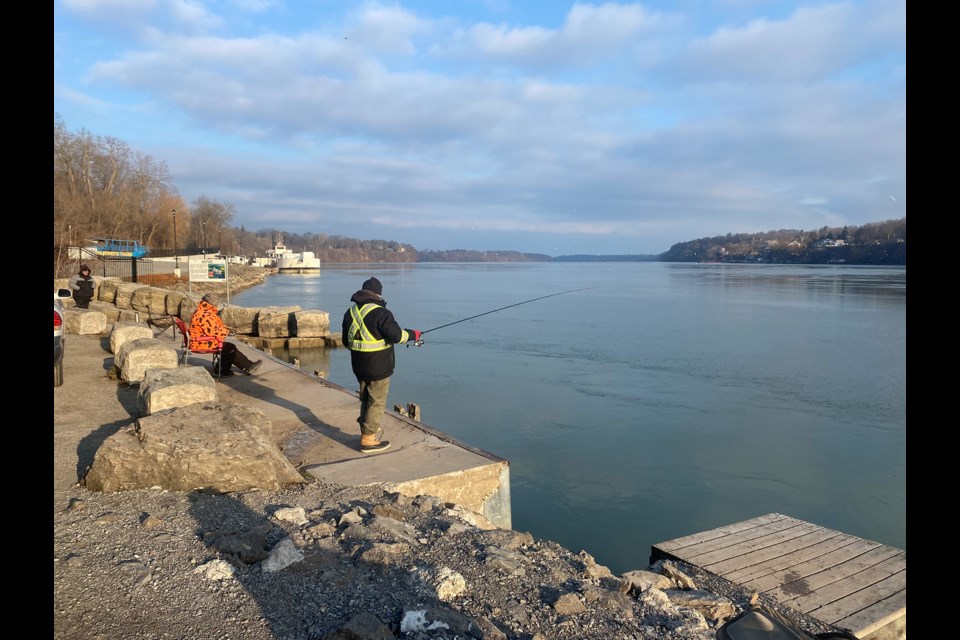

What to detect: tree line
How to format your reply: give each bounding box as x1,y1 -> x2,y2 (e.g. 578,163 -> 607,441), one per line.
659,218 -> 906,264
53,116 -> 423,275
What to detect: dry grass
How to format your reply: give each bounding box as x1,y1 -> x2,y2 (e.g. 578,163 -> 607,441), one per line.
135,274 -> 189,287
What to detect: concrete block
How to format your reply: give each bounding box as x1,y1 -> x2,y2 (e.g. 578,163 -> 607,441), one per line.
137,366 -> 218,415
114,337 -> 179,383
257,306 -> 301,338
130,286 -> 168,315
64,309 -> 108,335
221,305 -> 257,335
287,337 -> 328,348
109,322 -> 154,354
114,283 -> 150,310
292,310 -> 330,337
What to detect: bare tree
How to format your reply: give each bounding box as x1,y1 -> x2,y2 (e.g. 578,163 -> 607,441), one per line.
191,196 -> 235,253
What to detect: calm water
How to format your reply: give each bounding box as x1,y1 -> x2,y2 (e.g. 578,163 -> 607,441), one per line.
229,262 -> 906,574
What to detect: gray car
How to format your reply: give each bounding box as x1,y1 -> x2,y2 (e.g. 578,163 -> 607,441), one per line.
54,288 -> 71,387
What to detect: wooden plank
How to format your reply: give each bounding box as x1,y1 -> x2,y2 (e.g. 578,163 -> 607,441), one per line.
770,548 -> 905,609
652,513 -> 788,556
725,531 -> 860,584
804,570 -> 905,627
742,538 -> 887,593
769,547 -> 900,609
832,588 -> 906,636
650,514 -> 905,638
666,517 -> 806,563
690,524 -> 820,571
697,521 -> 823,571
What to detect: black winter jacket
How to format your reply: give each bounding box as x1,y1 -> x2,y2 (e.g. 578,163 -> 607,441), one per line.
69,273 -> 95,304
341,289 -> 409,382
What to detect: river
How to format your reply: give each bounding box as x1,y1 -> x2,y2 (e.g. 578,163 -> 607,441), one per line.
230,262 -> 906,574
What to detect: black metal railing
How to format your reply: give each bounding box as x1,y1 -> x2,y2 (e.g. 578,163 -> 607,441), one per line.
96,257 -> 162,282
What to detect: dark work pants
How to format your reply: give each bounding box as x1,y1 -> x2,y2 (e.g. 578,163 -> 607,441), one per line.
220,342 -> 254,372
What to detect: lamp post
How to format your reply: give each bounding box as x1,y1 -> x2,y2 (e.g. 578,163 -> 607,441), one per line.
201,221 -> 206,258
218,228 -> 222,257
171,209 -> 180,277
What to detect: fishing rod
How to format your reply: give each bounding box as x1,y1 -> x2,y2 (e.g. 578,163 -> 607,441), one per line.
410,287 -> 598,346
202,287 -> 596,343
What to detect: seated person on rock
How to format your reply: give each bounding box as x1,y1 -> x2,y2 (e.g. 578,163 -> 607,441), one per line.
189,293 -> 262,377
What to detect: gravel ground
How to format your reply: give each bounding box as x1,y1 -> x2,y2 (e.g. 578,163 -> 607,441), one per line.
53,480 -> 781,640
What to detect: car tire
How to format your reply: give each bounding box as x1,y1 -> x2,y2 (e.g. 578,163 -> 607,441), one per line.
54,359 -> 64,387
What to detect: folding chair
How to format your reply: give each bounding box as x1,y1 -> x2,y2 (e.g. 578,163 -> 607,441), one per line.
172,316 -> 225,378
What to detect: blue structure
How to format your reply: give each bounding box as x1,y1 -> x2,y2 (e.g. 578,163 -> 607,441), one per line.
95,238 -> 149,258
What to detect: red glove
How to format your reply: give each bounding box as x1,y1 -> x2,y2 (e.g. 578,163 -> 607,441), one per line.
407,329 -> 421,342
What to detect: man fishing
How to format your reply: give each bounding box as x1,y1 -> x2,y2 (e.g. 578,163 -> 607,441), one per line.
342,277 -> 421,454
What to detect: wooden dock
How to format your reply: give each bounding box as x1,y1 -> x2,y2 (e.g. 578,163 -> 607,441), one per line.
650,513 -> 905,639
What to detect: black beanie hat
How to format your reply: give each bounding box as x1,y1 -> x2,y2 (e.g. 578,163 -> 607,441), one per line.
362,277 -> 383,295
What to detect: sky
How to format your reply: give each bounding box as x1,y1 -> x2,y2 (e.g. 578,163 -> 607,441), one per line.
53,0 -> 906,257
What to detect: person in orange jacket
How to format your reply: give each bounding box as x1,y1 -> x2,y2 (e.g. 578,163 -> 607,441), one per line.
189,293 -> 262,377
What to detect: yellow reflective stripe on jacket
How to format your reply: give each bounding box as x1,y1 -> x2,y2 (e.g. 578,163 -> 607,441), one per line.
346,303 -> 390,352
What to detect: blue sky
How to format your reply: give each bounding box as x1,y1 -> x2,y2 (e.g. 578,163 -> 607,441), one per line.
53,0 -> 905,256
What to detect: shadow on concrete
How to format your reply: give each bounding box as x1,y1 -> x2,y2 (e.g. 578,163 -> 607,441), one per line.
217,368 -> 361,451
66,338 -> 142,482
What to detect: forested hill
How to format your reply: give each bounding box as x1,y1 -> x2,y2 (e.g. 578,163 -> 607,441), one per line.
659,218 -> 906,265
412,219 -> 905,264
551,254 -> 659,262
418,250 -> 551,262
416,250 -> 660,262
273,218 -> 905,264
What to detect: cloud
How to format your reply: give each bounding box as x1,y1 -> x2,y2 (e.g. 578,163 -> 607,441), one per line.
54,0 -> 906,255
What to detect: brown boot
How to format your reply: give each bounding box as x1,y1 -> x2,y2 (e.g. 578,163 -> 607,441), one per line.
360,429 -> 390,454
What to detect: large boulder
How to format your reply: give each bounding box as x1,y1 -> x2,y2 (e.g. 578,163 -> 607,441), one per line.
130,286 -> 169,316
63,309 -> 107,335
137,366 -> 218,415
113,283 -> 150,310
256,306 -> 302,337
82,401 -> 306,493
95,278 -> 123,304
165,290 -> 189,317
109,321 -> 154,354
114,337 -> 178,382
90,301 -> 122,322
220,305 -> 258,335
292,310 -> 330,337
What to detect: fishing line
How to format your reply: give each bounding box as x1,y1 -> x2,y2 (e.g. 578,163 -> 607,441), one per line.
216,287 -> 598,345
418,287 -> 598,338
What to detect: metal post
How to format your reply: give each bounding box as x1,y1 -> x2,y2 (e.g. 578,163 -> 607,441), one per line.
172,209 -> 180,277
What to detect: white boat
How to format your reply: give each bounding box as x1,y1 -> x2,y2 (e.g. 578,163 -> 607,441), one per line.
267,234 -> 321,273
277,250 -> 321,273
